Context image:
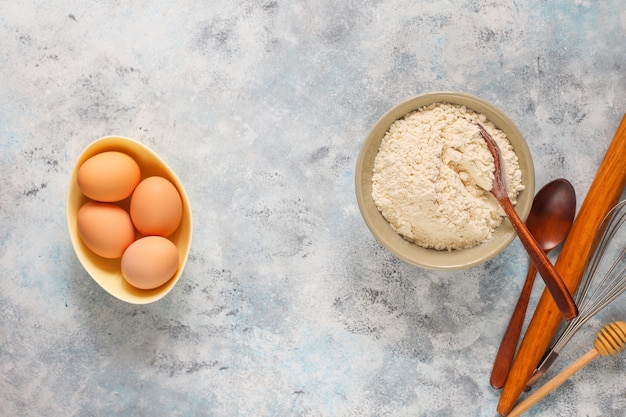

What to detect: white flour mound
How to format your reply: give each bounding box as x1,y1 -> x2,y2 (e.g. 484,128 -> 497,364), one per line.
372,102 -> 524,251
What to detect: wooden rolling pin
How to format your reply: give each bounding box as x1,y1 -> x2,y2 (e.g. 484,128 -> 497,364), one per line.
498,113 -> 626,416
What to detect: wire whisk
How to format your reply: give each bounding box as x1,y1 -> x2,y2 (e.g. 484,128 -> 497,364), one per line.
526,199 -> 626,388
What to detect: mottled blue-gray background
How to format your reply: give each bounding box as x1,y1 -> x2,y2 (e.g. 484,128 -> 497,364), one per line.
1,1 -> 626,416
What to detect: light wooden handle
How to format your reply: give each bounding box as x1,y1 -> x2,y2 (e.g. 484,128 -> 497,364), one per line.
506,349 -> 599,417
498,113 -> 626,415
507,321 -> 626,416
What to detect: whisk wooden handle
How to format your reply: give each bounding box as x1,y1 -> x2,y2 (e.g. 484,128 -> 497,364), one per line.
498,113 -> 626,415
507,321 -> 626,417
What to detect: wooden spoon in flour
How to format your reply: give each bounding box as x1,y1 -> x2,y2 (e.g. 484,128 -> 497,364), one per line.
477,124 -> 578,321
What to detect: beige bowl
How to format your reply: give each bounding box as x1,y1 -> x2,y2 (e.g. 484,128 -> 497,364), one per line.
67,136 -> 193,304
355,92 -> 535,270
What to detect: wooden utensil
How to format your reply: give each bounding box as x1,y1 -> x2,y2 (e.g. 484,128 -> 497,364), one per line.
507,321 -> 626,417
490,179 -> 576,389
498,113 -> 626,415
477,124 -> 578,321
526,202 -> 626,389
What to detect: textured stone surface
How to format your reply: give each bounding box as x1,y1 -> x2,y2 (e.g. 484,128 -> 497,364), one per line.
1,1 -> 625,416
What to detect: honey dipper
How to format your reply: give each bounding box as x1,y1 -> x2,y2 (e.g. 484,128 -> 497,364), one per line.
507,321 -> 626,417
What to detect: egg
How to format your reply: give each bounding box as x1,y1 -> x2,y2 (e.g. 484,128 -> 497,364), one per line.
121,236 -> 179,289
77,201 -> 136,258
130,176 -> 182,236
77,151 -> 141,202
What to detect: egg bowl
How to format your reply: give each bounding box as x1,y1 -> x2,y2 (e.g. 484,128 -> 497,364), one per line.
67,136 -> 193,304
355,91 -> 535,270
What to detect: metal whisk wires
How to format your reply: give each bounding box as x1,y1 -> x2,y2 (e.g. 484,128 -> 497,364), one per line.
526,199 -> 626,388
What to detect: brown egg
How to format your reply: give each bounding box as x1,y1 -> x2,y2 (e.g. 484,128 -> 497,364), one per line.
121,236 -> 179,290
130,176 -> 182,236
77,201 -> 136,258
77,151 -> 141,202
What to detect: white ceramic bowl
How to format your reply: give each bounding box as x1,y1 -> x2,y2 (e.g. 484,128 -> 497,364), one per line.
67,136 -> 193,303
355,92 -> 535,270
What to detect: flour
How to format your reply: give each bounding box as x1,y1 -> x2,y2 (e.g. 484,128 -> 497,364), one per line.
372,102 -> 524,251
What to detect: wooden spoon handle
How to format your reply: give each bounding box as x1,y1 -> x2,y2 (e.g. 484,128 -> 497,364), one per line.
498,197 -> 578,321
490,263 -> 538,389
507,349 -> 599,417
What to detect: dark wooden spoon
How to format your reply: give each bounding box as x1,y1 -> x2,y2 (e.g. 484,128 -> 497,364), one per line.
477,124 -> 578,321
490,178 -> 576,389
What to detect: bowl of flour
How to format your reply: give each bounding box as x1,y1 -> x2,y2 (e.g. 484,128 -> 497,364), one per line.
355,92 -> 535,270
